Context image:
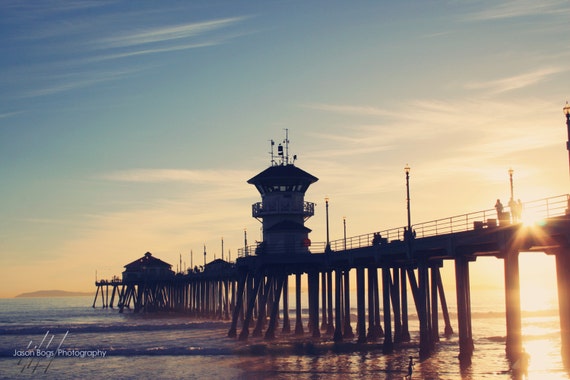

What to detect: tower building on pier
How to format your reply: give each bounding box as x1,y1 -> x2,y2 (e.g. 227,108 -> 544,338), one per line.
247,132 -> 318,256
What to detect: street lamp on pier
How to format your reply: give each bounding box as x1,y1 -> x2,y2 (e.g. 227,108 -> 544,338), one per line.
405,164 -> 412,234
343,216 -> 347,251
562,101 -> 570,177
508,168 -> 514,200
325,197 -> 330,252
244,228 -> 248,256
562,101 -> 570,215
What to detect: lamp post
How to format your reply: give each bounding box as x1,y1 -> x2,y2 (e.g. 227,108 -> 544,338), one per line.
562,101 -> 570,215
405,164 -> 412,234
325,197 -> 330,252
343,216 -> 347,251
508,168 -> 514,200
244,228 -> 248,256
562,101 -> 570,177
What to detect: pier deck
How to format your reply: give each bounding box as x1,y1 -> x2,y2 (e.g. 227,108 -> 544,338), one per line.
94,194 -> 570,363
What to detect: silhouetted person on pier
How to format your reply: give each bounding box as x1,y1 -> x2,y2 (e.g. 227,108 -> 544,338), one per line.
495,199 -> 510,225
405,356 -> 414,379
404,227 -> 416,241
495,199 -> 504,217
372,233 -> 382,245
509,198 -> 518,222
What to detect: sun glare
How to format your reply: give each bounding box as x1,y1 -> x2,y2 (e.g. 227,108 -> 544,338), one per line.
519,253 -> 558,312
519,208 -> 546,227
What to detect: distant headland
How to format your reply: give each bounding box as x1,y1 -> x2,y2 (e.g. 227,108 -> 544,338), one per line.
15,290 -> 92,298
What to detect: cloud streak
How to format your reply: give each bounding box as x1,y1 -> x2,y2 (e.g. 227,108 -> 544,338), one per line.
2,9 -> 252,101
302,103 -> 397,118
22,68 -> 141,98
100,168 -> 252,184
300,97 -> 562,172
98,17 -> 249,49
465,67 -> 565,94
467,0 -> 569,20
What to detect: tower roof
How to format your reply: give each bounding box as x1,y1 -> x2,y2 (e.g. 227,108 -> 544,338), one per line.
124,252 -> 172,270
247,164 -> 318,186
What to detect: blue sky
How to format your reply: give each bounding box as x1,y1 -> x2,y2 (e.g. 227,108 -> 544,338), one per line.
1,0 -> 569,297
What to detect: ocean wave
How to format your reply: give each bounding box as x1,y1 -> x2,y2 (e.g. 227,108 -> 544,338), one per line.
106,346 -> 234,356
0,320 -> 230,336
0,345 -> 234,358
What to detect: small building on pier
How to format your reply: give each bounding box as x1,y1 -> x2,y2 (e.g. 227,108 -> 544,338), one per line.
122,252 -> 174,282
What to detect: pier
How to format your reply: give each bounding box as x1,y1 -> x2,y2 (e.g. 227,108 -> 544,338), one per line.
94,191 -> 570,362
95,110 -> 570,363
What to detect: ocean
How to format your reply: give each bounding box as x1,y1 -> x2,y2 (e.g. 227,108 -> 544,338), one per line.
0,296 -> 568,379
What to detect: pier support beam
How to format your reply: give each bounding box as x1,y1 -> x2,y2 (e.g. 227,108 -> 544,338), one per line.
308,271 -> 321,338
343,269 -> 354,339
391,267 -> 402,343
504,250 -> 522,358
382,266 -> 393,354
295,273 -> 304,335
418,259 -> 432,359
356,266 -> 366,343
400,267 -> 411,341
455,256 -> 474,361
282,276 -> 291,333
265,274 -> 285,340
252,276 -> 272,337
327,271 -> 334,334
239,273 -> 263,341
333,269 -> 344,342
367,267 -> 379,341
228,272 -> 246,337
321,272 -> 327,331
556,248 -> 570,364
437,268 -> 454,336
430,265 -> 440,344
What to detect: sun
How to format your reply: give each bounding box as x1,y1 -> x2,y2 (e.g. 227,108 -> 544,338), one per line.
519,209 -> 548,228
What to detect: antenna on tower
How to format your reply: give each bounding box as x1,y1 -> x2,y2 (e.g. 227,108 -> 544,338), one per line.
277,142 -> 284,165
283,128 -> 290,165
269,140 -> 276,166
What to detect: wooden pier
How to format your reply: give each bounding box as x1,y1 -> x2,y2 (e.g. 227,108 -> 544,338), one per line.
94,195 -> 570,363
94,131 -> 570,364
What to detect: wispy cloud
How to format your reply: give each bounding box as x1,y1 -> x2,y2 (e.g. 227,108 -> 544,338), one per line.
22,68 -> 141,98
0,111 -> 24,120
301,97 -> 561,166
100,168 -> 251,184
92,41 -> 220,61
468,0 -> 568,20
3,9 -> 252,101
98,17 -> 248,49
302,103 -> 397,117
465,67 -> 565,94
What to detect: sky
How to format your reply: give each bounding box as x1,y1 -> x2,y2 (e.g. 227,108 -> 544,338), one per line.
1,0 -> 570,298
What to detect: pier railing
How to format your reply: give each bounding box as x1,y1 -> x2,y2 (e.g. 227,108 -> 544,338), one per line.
411,194 -> 569,240
252,201 -> 315,218
237,194 -> 569,257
